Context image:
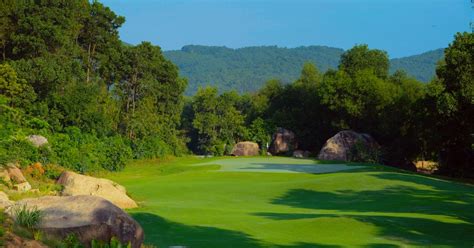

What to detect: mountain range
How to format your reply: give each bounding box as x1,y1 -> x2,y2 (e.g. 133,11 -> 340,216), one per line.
163,45 -> 444,95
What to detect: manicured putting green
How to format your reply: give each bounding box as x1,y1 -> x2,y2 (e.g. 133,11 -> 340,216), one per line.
197,157 -> 366,173
108,157 -> 474,248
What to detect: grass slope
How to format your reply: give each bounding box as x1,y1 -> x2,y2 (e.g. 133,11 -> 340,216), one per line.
108,157 -> 474,247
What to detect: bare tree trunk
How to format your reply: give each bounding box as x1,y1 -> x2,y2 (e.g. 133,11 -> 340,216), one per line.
86,43 -> 91,84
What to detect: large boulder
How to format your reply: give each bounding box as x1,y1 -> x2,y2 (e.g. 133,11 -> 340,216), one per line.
318,130 -> 378,161
26,135 -> 48,148
0,191 -> 13,209
231,142 -> 260,156
7,196 -> 144,248
57,171 -> 138,209
269,128 -> 297,154
5,164 -> 27,183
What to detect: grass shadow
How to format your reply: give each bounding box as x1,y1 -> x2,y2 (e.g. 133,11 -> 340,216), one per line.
131,212 -> 263,248
131,212 -> 345,248
257,172 -> 474,247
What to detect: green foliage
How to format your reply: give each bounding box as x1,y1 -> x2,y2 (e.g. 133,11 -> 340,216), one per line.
132,136 -> 171,160
190,87 -> 246,155
424,32 -> 474,177
91,237 -> 131,248
50,128 -> 132,173
247,118 -> 273,153
165,45 -> 344,95
165,45 -> 442,95
339,44 -> 390,79
0,137 -> 42,168
0,0 -> 187,173
13,204 -> 42,230
348,140 -> 382,164
61,234 -> 83,248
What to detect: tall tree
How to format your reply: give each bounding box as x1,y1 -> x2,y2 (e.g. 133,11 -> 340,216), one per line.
339,44 -> 390,79
428,32 -> 474,177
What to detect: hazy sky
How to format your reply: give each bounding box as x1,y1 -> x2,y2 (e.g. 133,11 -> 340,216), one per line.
101,0 -> 472,58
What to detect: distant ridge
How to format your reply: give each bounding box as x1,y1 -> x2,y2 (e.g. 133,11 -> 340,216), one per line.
390,48 -> 444,82
163,45 -> 444,95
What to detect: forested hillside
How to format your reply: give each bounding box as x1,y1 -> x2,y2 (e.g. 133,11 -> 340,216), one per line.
165,46 -> 444,94
165,45 -> 344,94
390,48 -> 444,82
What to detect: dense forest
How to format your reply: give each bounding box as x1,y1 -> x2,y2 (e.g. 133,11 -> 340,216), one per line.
165,46 -> 444,95
0,1 -> 472,178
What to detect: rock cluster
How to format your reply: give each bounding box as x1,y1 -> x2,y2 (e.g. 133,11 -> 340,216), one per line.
0,164 -> 32,192
269,128 -> 297,155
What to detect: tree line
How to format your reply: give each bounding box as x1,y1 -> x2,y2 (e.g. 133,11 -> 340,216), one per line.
0,0 -> 472,178
184,42 -> 473,178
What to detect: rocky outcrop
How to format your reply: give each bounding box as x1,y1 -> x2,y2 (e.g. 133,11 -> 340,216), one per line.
26,135 -> 48,148
57,171 -> 137,209
0,191 -> 13,209
5,164 -> 27,184
293,150 -> 310,158
318,130 -> 379,161
7,195 -> 144,248
231,142 -> 260,156
269,128 -> 297,155
2,164 -> 32,192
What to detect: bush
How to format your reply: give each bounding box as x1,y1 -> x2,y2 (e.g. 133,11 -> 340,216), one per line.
0,138 -> 40,167
132,136 -> 172,159
91,237 -> 131,248
100,136 -> 132,171
43,163 -> 64,180
13,204 -> 42,229
348,140 -> 382,163
51,128 -> 131,172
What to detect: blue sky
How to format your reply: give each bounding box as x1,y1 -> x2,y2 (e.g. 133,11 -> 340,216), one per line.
102,0 -> 472,58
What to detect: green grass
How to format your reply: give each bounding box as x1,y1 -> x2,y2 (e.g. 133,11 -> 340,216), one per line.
108,156 -> 474,247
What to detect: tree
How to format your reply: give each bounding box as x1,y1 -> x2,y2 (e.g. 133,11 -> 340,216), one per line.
0,63 -> 35,108
78,0 -> 125,84
115,42 -> 187,153
428,32 -> 474,177
191,87 -> 246,155
339,44 -> 390,79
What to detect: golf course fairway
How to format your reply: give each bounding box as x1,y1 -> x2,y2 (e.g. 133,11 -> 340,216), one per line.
107,157 -> 474,247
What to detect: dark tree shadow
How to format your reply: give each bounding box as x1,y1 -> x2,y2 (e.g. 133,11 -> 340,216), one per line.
256,172 -> 474,247
131,212 -> 262,248
131,212 -> 341,248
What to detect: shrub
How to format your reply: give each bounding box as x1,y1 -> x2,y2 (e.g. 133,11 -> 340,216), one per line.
100,136 -> 132,171
62,233 -> 83,248
132,136 -> 172,159
91,237 -> 131,248
0,138 -> 39,167
43,163 -> 64,180
348,140 -> 382,163
24,162 -> 45,179
13,204 -> 42,229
